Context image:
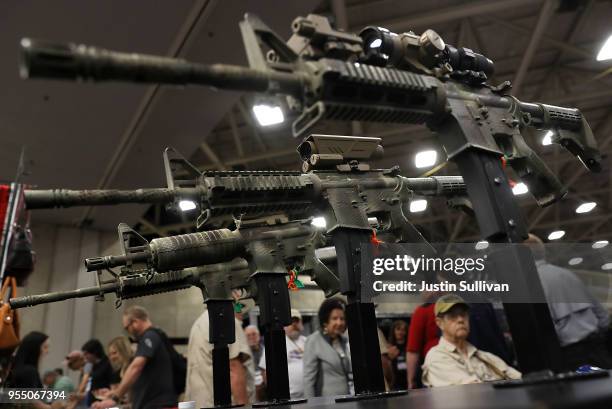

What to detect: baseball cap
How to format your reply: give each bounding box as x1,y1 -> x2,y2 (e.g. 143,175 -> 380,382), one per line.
290,309 -> 302,321
434,294 -> 469,316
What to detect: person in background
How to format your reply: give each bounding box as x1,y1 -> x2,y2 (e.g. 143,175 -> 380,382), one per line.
81,339 -> 114,405
107,336 -> 134,386
8,331 -> 61,409
525,234 -> 612,369
387,320 -> 408,391
63,350 -> 91,409
42,368 -> 75,393
93,305 -> 177,409
303,298 -> 353,397
185,304 -> 254,407
245,325 -> 264,372
377,327 -> 394,390
406,291 -> 439,389
101,336 -> 135,408
259,309 -> 307,399
422,295 -> 521,387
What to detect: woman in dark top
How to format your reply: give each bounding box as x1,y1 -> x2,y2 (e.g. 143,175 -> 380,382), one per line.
387,320 -> 408,391
9,331 -> 49,388
81,339 -> 114,404
9,331 -> 58,409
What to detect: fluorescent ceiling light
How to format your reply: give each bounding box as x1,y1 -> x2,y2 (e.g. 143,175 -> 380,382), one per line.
512,182 -> 528,195
568,257 -> 583,266
311,217 -> 327,228
575,202 -> 596,214
179,200 -> 196,211
409,199 -> 428,213
542,130 -> 553,146
547,230 -> 565,240
252,104 -> 284,126
596,34 -> 612,61
593,240 -> 609,249
415,150 -> 437,168
475,240 -> 489,250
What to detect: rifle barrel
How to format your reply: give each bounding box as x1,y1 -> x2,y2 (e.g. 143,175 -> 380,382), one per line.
404,176 -> 466,196
10,282 -> 117,309
20,39 -> 304,96
24,188 -> 200,209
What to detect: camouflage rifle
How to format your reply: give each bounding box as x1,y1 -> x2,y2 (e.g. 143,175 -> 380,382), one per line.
12,217 -> 338,406
19,12 -> 598,379
23,136 -> 467,233
20,14 -> 600,207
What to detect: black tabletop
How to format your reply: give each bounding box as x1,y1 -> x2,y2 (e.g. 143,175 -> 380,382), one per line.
275,373 -> 612,409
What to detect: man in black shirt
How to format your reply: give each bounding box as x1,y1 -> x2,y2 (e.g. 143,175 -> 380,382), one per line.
93,306 -> 177,409
82,339 -> 114,404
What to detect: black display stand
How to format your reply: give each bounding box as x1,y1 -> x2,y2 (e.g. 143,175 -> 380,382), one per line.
252,273 -> 307,407
332,228 -> 408,400
206,299 -> 243,408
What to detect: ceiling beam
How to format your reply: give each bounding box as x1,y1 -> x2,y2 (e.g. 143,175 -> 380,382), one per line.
138,218 -> 167,237
486,16 -> 592,60
78,0 -> 214,225
200,142 -> 227,170
331,0 -> 349,30
531,0 -> 595,101
356,0 -> 543,32
228,110 -> 244,158
512,0 -> 557,94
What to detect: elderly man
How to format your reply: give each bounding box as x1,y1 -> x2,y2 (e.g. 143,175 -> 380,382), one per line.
422,295 -> 521,387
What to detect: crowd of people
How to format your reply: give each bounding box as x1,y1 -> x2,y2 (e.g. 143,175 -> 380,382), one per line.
5,235 -> 612,409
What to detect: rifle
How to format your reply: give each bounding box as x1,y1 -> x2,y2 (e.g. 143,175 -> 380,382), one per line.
19,13 -> 600,379
23,136 -> 467,232
20,14 -> 600,207
163,135 -> 467,231
12,216 -> 338,406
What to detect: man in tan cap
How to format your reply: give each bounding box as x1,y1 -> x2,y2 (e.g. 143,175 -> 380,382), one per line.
422,294 -> 521,387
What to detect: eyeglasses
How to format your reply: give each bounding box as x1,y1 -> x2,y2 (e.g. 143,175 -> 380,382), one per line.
123,319 -> 134,332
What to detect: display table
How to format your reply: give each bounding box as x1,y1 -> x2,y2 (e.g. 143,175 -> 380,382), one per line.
284,373 -> 612,409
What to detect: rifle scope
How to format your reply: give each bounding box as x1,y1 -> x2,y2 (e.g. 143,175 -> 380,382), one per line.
359,26 -> 494,76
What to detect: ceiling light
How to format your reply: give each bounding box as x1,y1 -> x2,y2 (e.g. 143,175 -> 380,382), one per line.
548,230 -> 565,240
596,34 -> 612,61
512,182 -> 528,195
179,200 -> 196,211
415,150 -> 437,168
593,240 -> 609,249
542,130 -> 553,146
409,199 -> 428,213
602,263 -> 612,271
252,104 -> 284,126
475,240 -> 489,250
576,202 -> 596,214
568,257 -> 583,266
311,217 -> 327,228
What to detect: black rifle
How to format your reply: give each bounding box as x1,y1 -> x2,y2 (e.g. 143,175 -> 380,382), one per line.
19,13 -> 602,379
